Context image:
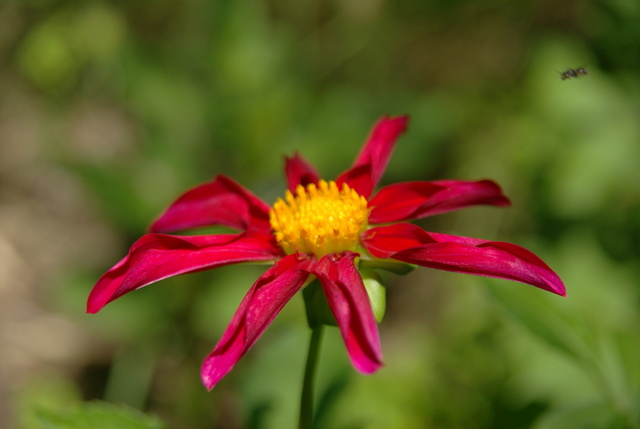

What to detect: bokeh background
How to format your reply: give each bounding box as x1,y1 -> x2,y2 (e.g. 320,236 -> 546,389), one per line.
1,0 -> 639,428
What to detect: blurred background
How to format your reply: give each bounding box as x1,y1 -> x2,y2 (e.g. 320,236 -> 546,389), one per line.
1,0 -> 639,428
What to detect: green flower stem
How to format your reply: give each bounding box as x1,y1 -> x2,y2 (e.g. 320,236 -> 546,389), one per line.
299,324 -> 324,429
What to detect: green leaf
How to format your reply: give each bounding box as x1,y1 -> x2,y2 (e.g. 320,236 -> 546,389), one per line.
359,258 -> 417,276
534,401 -> 632,429
36,402 -> 167,429
487,284 -> 589,362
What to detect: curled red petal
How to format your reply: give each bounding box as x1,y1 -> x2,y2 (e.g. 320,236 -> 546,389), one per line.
285,152 -> 321,192
150,175 -> 271,233
368,180 -> 511,224
336,115 -> 409,198
313,252 -> 383,373
201,254 -> 314,390
362,223 -> 566,296
87,232 -> 280,313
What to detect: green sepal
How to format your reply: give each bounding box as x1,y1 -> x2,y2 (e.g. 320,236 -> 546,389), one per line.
359,258 -> 417,275
359,268 -> 386,323
303,279 -> 338,328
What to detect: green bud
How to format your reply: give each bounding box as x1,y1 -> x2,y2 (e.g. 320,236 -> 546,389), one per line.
302,279 -> 337,328
359,268 -> 386,323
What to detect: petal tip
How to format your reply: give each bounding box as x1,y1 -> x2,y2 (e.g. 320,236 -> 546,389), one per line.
202,378 -> 216,391
86,291 -> 108,314
535,275 -> 566,297
380,114 -> 409,132
498,196 -> 512,206
201,359 -> 221,391
545,274 -> 567,297
353,357 -> 384,375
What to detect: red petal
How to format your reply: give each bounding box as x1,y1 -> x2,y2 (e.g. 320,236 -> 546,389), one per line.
336,116 -> 409,198
150,175 -> 271,233
362,223 -> 566,296
285,153 -> 321,192
87,232 -> 280,313
368,180 -> 510,224
201,254 -> 313,390
361,223 -> 434,255
312,252 -> 383,373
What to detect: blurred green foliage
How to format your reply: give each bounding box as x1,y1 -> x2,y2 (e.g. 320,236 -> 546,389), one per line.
13,375 -> 166,429
2,0 -> 640,428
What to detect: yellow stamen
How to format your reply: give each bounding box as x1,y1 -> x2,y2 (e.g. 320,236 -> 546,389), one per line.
269,180 -> 369,258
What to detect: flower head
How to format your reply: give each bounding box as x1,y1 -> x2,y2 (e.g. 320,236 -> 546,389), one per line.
88,115 -> 565,390
270,180 -> 369,257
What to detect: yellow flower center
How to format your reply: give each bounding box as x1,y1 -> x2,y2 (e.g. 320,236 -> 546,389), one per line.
269,180 -> 369,258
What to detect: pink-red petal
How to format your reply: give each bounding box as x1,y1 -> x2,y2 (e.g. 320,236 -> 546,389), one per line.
285,152 -> 321,192
150,175 -> 271,234
200,254 -> 314,390
336,116 -> 409,198
312,252 -> 383,373
362,223 -> 566,296
87,232 -> 280,313
368,180 -> 511,224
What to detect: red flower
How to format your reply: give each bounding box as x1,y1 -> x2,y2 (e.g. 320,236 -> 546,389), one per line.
88,116 -> 565,390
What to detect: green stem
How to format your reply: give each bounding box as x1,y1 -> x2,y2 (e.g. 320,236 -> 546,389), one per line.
299,325 -> 324,429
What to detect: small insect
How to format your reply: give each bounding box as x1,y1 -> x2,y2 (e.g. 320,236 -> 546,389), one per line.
560,67 -> 589,80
